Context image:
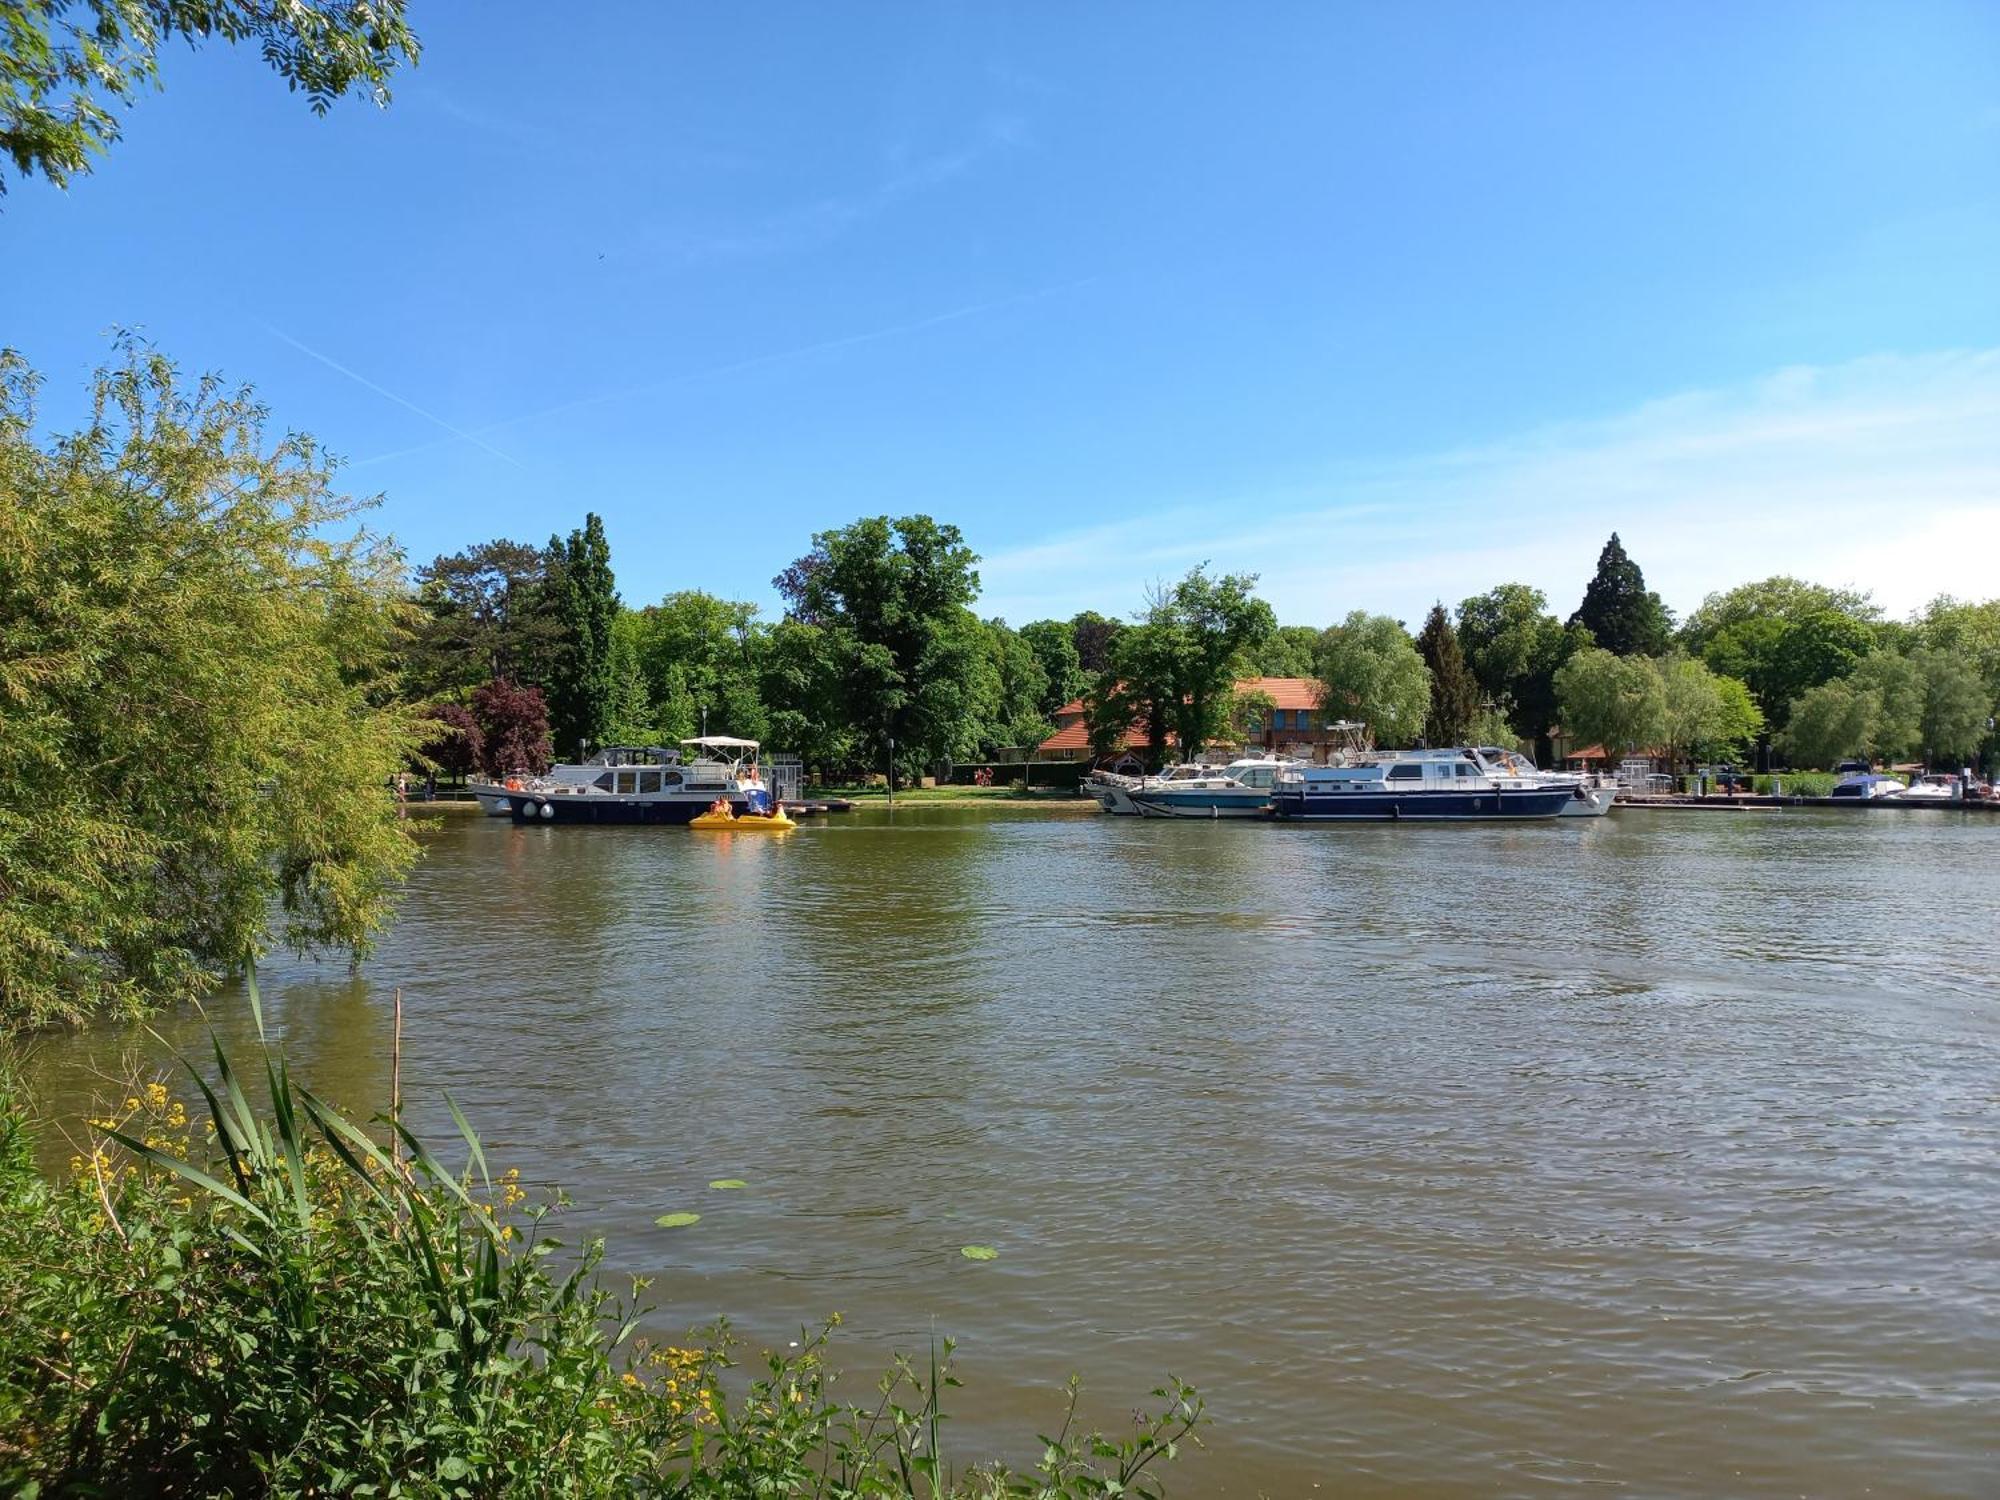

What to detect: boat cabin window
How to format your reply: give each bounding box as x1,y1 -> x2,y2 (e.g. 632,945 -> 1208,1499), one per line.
593,771 -> 615,790
638,771 -> 662,793
1387,763 -> 1423,780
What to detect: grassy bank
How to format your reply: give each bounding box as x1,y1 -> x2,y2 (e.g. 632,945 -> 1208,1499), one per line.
0,1007 -> 1199,1497
817,785 -> 1090,804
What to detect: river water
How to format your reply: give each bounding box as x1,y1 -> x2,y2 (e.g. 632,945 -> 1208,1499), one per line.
22,805 -> 2000,1496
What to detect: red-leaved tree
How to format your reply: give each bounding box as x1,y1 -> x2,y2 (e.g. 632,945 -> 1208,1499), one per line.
472,679 -> 553,776
415,702 -> 484,778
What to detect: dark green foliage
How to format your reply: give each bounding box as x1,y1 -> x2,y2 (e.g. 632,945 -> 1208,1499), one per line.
774,516 -> 988,780
0,1030 -> 1203,1496
1699,607 -> 1878,730
1249,624 -> 1322,680
975,618 -> 1054,755
1068,610 -> 1123,675
402,539 -> 562,700
629,591 -> 768,743
1455,585 -> 1591,757
758,619 -> 853,776
1,0 -> 419,193
1569,534 -> 1672,656
1087,569 -> 1275,763
544,514 -> 620,760
1415,603 -> 1479,746
0,347 -> 418,1031
416,702 -> 483,778
1019,619 -> 1086,717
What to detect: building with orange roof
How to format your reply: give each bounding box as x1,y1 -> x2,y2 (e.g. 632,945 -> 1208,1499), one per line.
1033,675 -> 1362,766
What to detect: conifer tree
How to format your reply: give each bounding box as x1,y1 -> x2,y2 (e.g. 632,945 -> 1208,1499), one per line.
1569,533 -> 1672,656
544,514 -> 619,758
1416,602 -> 1480,745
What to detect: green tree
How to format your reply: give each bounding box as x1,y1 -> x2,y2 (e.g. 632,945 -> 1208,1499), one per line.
973,619 -> 1053,757
1553,647 -> 1666,761
1692,674 -> 1765,764
630,591 -> 768,742
1781,677 -> 1878,770
1915,648 -> 1989,764
1249,624 -> 1323,679
2,0 -> 418,194
1679,576 -> 1881,652
1456,584 -> 1590,759
1415,603 -> 1478,746
0,346 -> 418,1030
1018,619 -> 1084,718
602,613 -> 656,746
1314,612 -> 1430,748
1911,595 -> 2000,763
544,514 -> 619,759
1095,569 -> 1276,762
1654,654 -> 1739,772
1569,533 -> 1672,656
1685,579 -> 1881,732
775,515 -> 986,782
1849,652 -> 1923,763
402,539 -> 560,700
757,620 -> 847,774
1069,610 -> 1123,675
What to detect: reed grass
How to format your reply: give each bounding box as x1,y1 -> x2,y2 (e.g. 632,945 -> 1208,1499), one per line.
0,982 -> 1200,1497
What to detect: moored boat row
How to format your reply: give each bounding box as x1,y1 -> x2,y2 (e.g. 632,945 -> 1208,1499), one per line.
1093,746 -> 1615,823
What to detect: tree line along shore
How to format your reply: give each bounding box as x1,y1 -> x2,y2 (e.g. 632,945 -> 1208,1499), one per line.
6,348 -> 1999,1028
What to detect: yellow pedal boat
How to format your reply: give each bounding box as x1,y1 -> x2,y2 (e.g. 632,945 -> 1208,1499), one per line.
690,808 -> 797,832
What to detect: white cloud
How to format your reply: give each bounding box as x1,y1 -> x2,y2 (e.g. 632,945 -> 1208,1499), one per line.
979,349 -> 2000,627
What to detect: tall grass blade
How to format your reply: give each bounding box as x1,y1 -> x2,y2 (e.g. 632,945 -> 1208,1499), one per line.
443,1090 -> 489,1191
104,1129 -> 270,1226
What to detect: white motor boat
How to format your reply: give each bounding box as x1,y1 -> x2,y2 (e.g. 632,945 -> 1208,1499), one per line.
1127,757 -> 1298,818
1829,772 -> 1908,800
1893,773 -> 1963,802
1475,747 -> 1615,817
1087,763 -> 1210,815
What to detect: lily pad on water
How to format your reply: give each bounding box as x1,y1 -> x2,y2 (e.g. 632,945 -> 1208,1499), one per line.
707,1179 -> 747,1190
959,1245 -> 999,1261
655,1212 -> 701,1228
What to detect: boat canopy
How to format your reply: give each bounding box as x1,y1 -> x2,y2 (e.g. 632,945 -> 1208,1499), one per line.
681,736 -> 761,750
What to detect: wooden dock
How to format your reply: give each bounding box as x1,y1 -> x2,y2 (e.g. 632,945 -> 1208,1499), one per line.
1617,794 -> 1997,813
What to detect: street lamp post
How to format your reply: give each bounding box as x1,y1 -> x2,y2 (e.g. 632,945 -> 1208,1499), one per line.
887,735 -> 895,810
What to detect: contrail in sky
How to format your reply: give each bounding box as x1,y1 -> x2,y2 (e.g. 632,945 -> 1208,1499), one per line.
265,325 -> 522,468
347,275 -> 1099,469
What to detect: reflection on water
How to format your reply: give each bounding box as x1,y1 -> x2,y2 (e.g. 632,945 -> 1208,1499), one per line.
24,806 -> 2000,1497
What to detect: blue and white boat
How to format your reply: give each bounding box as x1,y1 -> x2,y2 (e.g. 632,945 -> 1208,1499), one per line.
1127,758 -> 1296,818
1272,748 -> 1578,821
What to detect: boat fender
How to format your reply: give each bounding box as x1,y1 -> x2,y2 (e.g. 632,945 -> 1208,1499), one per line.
538,802 -> 553,819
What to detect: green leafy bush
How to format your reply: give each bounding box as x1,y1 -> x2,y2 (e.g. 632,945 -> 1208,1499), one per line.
0,1006 -> 1201,1497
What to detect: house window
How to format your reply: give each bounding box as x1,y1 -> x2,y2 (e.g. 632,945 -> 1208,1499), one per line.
1297,711 -> 1311,733
1275,710 -> 1290,730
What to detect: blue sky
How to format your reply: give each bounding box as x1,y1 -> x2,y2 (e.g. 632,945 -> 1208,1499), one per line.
8,2 -> 2000,628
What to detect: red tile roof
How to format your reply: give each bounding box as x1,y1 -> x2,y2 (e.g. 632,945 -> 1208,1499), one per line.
1035,676 -> 1325,754
1235,676 -> 1320,710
